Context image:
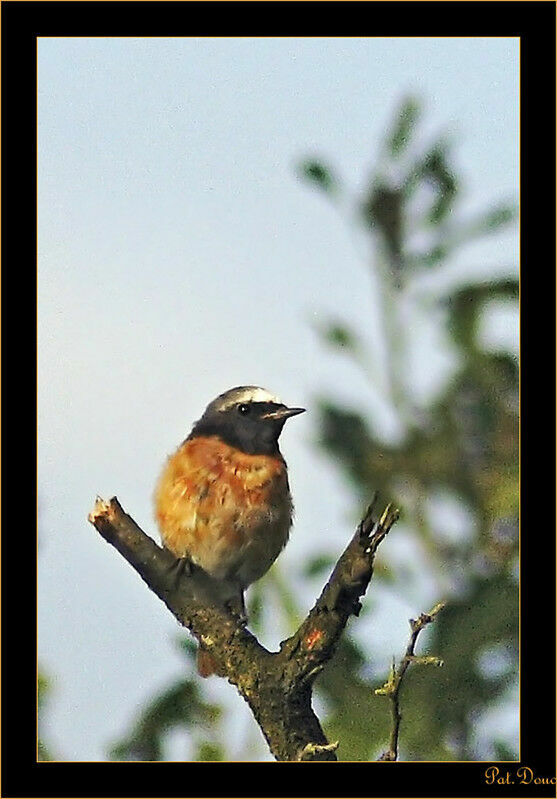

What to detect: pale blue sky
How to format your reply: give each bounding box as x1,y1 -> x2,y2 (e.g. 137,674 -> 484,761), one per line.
38,37 -> 519,760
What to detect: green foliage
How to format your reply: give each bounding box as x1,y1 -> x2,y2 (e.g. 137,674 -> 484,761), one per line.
298,159 -> 338,195
362,180 -> 405,267
417,140 -> 458,224
394,570 -> 518,761
318,639 -> 393,761
108,642 -> 222,761
300,95 -> 518,760
360,97 -> 517,287
318,320 -> 359,351
388,96 -> 421,156
38,668 -> 56,761
447,279 -> 518,353
194,741 -> 225,761
303,553 -> 336,578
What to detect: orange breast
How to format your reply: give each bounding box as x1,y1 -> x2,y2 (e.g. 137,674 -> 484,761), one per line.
154,435 -> 292,586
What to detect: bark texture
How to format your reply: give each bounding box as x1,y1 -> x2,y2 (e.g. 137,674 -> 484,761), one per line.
88,495 -> 399,761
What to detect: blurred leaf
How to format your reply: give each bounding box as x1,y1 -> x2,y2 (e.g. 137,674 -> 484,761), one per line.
317,401 -> 378,498
388,96 -> 421,156
37,670 -> 50,710
246,579 -> 264,631
247,565 -> 301,637
176,634 -> 198,660
318,638 -> 393,760
421,142 -> 458,224
319,321 -> 359,351
303,553 -> 336,578
493,739 -> 519,761
38,667 -> 58,761
477,204 -> 517,231
362,180 -> 404,266
481,205 -> 518,233
399,137 -> 459,227
411,243 -> 449,268
38,740 -> 54,762
108,679 -> 221,761
410,205 -> 516,273
266,564 -> 302,630
459,204 -> 517,241
402,571 -> 519,760
446,279 -> 519,352
195,741 -> 224,761
298,159 -> 338,194
372,558 -> 396,583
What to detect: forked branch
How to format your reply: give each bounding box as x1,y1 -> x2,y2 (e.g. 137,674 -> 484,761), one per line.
376,602 -> 445,761
89,494 -> 399,761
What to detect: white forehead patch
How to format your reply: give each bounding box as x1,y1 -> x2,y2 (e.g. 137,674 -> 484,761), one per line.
212,386 -> 282,412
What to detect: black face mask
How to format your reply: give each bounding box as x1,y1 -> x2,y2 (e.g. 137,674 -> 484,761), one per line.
189,401 -> 304,455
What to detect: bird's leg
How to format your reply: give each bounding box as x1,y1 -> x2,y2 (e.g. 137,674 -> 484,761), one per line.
166,555 -> 193,589
226,589 -> 248,626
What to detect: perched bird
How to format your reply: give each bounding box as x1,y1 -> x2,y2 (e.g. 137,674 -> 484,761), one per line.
154,386 -> 305,676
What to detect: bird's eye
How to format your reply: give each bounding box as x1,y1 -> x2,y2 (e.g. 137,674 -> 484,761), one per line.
238,404 -> 250,415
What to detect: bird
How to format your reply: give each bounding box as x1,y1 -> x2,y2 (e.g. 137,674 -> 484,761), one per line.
154,386 -> 305,677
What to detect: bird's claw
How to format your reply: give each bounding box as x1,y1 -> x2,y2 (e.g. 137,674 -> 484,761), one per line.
167,556 -> 193,588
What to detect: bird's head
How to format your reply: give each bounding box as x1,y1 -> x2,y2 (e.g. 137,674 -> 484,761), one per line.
189,386 -> 305,455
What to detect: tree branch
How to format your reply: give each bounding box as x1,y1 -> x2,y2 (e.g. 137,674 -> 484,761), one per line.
376,601 -> 445,761
88,494 -> 399,761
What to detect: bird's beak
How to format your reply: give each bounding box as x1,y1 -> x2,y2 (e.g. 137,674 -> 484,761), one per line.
261,406 -> 306,421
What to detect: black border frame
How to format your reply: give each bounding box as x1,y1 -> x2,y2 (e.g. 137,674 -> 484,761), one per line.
2,2 -> 555,797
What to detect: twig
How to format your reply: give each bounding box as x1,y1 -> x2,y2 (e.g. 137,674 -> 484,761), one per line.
88,494 -> 399,761
376,601 -> 445,761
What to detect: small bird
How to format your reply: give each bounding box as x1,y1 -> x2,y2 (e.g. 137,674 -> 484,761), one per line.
154,386 -> 305,677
